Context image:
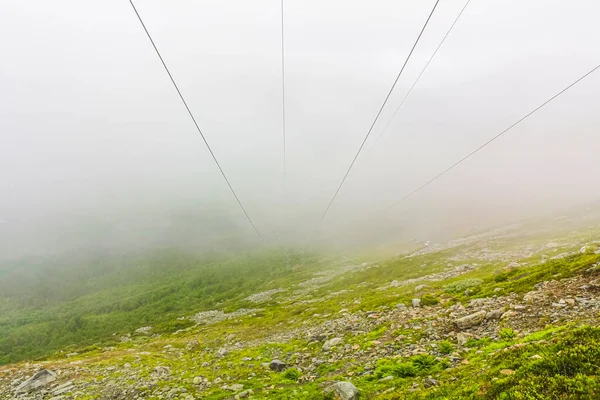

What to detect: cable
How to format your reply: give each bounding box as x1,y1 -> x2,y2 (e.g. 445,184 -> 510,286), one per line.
369,0 -> 472,152
127,0 -> 263,240
386,62 -> 600,210
317,0 -> 441,224
281,0 -> 287,214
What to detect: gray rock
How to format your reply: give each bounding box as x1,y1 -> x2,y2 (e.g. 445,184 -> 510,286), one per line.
269,359 -> 287,372
135,326 -> 152,335
51,381 -> 74,395
412,298 -> 421,308
486,308 -> 504,320
331,381 -> 360,400
226,383 -> 244,391
454,310 -> 486,330
323,337 -> 344,351
216,347 -> 229,358
236,389 -> 254,398
15,369 -> 57,393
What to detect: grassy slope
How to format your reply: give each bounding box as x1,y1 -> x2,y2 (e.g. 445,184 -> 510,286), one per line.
2,220 -> 600,399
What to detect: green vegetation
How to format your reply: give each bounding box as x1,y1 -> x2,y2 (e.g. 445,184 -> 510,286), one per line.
2,223 -> 600,399
0,248 -> 315,364
438,340 -> 454,354
437,326 -> 600,399
283,368 -> 301,381
420,294 -> 440,306
499,327 -> 517,340
445,278 -> 483,293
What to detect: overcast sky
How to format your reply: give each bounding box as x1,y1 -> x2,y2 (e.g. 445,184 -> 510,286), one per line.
1,0 -> 599,257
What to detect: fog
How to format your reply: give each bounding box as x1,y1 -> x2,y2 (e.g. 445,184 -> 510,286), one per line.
1,0 -> 600,261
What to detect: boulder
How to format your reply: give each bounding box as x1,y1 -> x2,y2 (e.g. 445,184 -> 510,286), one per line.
15,369 -> 57,393
269,359 -> 287,372
454,310 -> 486,330
330,381 -> 360,400
323,338 -> 344,351
485,308 -> 504,320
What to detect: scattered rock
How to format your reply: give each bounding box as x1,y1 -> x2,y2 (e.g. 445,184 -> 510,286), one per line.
135,326 -> 152,335
152,366 -> 171,377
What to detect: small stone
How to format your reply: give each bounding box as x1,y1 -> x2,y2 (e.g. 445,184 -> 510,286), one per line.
216,347 -> 229,358
424,378 -> 439,387
501,310 -> 517,320
412,298 -> 421,308
193,376 -> 205,385
269,359 -> 287,372
226,383 -> 244,391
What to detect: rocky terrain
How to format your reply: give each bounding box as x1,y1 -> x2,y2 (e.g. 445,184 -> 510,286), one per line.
2,222 -> 600,399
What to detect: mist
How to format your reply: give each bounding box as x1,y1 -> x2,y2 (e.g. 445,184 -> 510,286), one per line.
1,0 -> 600,262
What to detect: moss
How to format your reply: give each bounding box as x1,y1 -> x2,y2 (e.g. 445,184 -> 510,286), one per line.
438,340 -> 454,354
498,328 -> 516,340
421,294 -> 440,306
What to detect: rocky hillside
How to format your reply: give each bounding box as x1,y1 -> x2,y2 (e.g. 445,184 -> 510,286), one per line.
2,221 -> 600,399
